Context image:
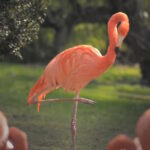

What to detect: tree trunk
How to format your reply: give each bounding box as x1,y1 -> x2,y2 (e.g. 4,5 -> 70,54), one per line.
140,60 -> 150,85
52,25 -> 73,55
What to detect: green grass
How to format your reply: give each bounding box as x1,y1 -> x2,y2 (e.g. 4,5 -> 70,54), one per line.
0,63 -> 150,150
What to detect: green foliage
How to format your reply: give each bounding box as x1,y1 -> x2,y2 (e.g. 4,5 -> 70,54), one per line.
0,0 -> 47,57
46,0 -> 73,22
21,28 -> 55,63
1,63 -> 150,149
96,65 -> 141,84
18,23 -> 107,63
78,0 -> 107,7
47,0 -> 106,8
67,23 -> 107,53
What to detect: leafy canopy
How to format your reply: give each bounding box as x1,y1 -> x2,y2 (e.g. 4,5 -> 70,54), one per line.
0,0 -> 47,57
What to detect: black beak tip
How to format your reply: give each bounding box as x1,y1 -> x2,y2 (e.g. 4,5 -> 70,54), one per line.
115,47 -> 120,54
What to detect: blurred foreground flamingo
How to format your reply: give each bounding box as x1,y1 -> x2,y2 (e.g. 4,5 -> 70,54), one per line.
27,12 -> 129,150
107,109 -> 150,150
107,135 -> 136,150
0,111 -> 28,150
0,112 -> 9,149
135,109 -> 150,150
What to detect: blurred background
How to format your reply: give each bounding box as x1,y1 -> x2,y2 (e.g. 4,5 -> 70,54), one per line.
1,0 -> 150,84
0,0 -> 150,150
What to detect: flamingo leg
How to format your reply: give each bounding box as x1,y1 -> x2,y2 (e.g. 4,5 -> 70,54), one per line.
35,98 -> 95,105
71,91 -> 79,150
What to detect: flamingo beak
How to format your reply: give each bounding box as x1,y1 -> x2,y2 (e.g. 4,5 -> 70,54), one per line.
116,34 -> 125,48
115,34 -> 125,55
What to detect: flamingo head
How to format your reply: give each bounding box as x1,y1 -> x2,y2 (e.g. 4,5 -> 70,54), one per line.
108,12 -> 129,54
116,20 -> 129,49
107,134 -> 136,150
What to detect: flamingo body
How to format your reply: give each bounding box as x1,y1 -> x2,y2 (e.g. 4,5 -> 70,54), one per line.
0,112 -> 28,150
46,45 -> 103,91
27,45 -> 115,109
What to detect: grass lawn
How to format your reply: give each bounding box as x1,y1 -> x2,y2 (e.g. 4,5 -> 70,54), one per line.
0,63 -> 150,150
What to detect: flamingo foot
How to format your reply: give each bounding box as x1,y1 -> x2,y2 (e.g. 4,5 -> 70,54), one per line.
77,97 -> 95,105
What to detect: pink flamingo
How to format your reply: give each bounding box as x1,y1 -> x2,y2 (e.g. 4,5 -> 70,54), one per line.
107,109 -> 150,150
0,112 -> 9,149
107,134 -> 136,150
7,127 -> 28,150
0,111 -> 28,150
135,109 -> 150,150
27,12 -> 129,150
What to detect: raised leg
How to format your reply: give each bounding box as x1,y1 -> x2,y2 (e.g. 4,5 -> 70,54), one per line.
35,97 -> 95,105
71,91 -> 79,150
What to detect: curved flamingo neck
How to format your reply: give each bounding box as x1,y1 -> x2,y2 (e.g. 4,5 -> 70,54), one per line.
104,12 -> 129,65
